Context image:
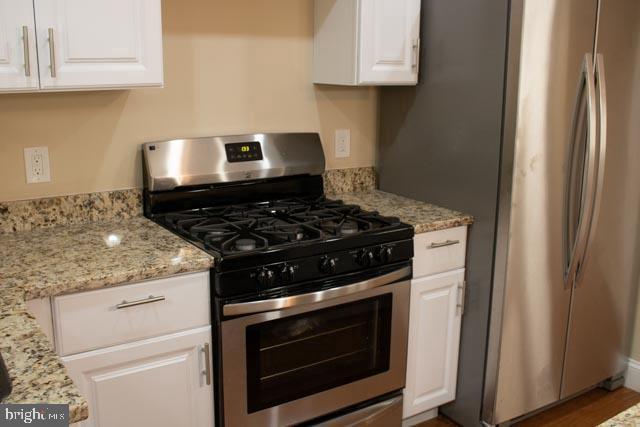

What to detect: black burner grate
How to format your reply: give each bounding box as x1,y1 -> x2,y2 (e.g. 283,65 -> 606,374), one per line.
157,197 -> 400,256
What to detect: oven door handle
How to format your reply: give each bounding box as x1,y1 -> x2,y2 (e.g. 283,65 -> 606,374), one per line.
222,266 -> 412,317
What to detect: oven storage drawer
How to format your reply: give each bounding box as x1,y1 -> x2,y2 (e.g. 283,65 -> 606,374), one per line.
413,226 -> 467,278
315,394 -> 403,427
53,272 -> 210,356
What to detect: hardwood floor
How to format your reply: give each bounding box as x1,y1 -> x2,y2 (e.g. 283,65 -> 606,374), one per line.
516,387 -> 640,427
417,415 -> 457,426
417,387 -> 640,427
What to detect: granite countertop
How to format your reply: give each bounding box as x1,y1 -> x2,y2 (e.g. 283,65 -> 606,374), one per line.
329,190 -> 474,233
0,217 -> 214,423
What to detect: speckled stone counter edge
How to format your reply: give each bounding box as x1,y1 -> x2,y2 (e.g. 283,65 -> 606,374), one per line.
0,189 -> 143,234
323,167 -> 377,194
0,291 -> 89,423
0,167 -> 376,234
0,282 -> 89,422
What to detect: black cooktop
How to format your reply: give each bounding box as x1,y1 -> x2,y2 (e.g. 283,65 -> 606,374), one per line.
155,196 -> 412,266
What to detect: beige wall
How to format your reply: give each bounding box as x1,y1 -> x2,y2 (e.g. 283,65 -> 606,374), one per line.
0,0 -> 377,202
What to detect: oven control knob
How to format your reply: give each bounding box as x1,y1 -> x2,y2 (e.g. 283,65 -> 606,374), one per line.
357,250 -> 374,267
376,246 -> 393,263
319,256 -> 337,274
280,265 -> 296,282
257,268 -> 275,287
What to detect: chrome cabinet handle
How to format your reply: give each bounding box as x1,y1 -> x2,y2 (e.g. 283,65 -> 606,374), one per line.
223,265 -> 411,316
201,343 -> 212,386
412,38 -> 420,70
428,239 -> 460,249
457,282 -> 466,316
22,26 -> 30,77
576,53 -> 608,284
564,54 -> 597,289
115,295 -> 165,309
48,28 -> 56,78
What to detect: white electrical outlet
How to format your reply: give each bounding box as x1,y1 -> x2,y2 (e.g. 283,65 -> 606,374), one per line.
24,147 -> 51,184
335,129 -> 351,158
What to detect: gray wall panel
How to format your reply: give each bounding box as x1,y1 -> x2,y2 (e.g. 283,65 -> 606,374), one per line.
377,1 -> 509,425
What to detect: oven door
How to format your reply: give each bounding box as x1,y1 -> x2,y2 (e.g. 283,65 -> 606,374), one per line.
220,265 -> 411,427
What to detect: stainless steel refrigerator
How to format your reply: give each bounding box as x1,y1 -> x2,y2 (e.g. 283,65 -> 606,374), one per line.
378,0 -> 640,425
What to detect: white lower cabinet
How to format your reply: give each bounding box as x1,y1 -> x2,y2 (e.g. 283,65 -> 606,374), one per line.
62,326 -> 214,427
53,272 -> 214,427
403,236 -> 466,421
402,226 -> 468,425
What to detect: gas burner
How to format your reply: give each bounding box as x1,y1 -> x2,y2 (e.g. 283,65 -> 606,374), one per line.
257,221 -> 322,244
203,229 -> 238,247
222,234 -> 268,254
341,221 -> 359,235
315,216 -> 369,237
188,218 -> 236,238
235,238 -> 257,251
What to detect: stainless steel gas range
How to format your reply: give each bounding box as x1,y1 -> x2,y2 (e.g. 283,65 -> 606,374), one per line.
142,133 -> 413,426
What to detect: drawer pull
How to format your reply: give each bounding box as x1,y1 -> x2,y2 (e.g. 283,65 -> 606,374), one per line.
116,295 -> 166,309
428,239 -> 460,249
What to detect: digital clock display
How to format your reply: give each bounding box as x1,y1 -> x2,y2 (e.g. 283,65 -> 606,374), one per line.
225,141 -> 263,162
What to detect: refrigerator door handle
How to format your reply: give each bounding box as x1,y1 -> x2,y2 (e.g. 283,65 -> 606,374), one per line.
564,54 -> 598,289
575,53 -> 608,284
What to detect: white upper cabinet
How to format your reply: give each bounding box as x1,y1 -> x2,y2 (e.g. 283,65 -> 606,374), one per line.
314,0 -> 421,86
0,0 -> 40,91
34,0 -> 163,90
358,0 -> 421,84
0,0 -> 163,93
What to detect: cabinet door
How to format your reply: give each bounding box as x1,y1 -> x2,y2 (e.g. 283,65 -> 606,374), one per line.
403,269 -> 464,419
0,0 -> 39,91
34,0 -> 163,90
358,0 -> 421,85
62,327 -> 214,427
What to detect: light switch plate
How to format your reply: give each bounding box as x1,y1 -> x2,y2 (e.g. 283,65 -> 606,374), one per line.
335,129 -> 351,158
24,147 -> 51,184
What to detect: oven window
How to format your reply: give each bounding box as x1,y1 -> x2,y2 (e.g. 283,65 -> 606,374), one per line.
245,294 -> 393,413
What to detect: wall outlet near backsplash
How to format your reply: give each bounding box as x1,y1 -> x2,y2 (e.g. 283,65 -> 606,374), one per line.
334,129 -> 351,158
24,147 -> 51,184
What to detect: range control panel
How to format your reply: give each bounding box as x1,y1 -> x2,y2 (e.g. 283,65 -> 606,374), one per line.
225,141 -> 263,163
215,239 -> 414,298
